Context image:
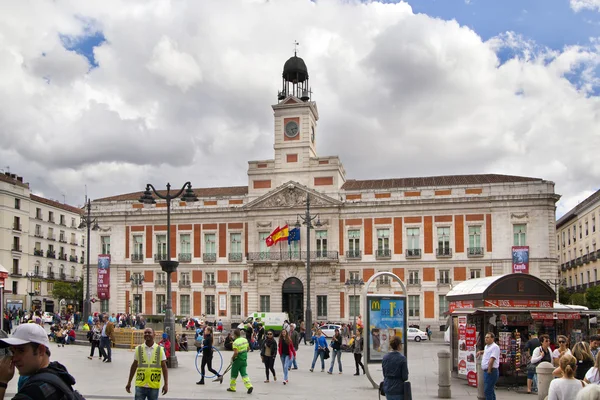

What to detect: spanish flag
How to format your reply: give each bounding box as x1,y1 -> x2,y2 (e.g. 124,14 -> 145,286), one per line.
265,225 -> 289,247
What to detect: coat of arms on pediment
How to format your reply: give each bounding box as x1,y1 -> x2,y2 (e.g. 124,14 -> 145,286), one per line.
245,181 -> 341,210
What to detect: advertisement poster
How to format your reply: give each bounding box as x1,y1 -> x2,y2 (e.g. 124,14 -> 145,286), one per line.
465,326 -> 477,386
366,295 -> 406,363
219,294 -> 227,311
512,246 -> 530,273
97,254 -> 110,300
458,316 -> 467,375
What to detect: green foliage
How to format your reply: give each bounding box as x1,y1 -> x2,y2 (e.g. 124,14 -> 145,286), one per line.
585,286 -> 600,310
52,281 -> 78,300
570,293 -> 587,307
559,287 -> 571,305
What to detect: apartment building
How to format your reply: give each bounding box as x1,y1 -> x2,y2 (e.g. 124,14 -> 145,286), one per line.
0,172 -> 84,312
87,54 -> 560,329
557,190 -> 600,292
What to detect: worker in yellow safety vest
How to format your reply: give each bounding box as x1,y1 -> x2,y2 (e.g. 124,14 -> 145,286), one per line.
227,329 -> 253,394
126,327 -> 169,399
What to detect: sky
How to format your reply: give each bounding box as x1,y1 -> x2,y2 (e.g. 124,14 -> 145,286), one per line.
0,0 -> 599,218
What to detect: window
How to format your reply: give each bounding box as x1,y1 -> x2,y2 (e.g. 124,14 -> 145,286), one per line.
316,230 -> 328,257
34,263 -> 41,275
349,295 -> 360,317
573,225 -> 577,243
13,216 -> 20,231
14,198 -> 20,209
349,271 -> 360,281
470,269 -> 481,279
71,218 -> 76,228
59,215 -> 65,226
205,272 -> 215,285
180,295 -> 190,315
70,266 -> 75,278
35,225 -> 42,237
347,229 -> 360,257
70,233 -> 76,244
586,221 -> 589,236
260,295 -> 271,312
230,233 -> 242,255
48,227 -> 54,240
408,270 -> 419,285
408,295 -> 420,317
439,295 -> 448,319
513,224 -> 527,246
36,208 -> 42,219
180,272 -> 190,285
48,211 -> 54,223
231,295 -> 241,316
593,215 -> 596,233
587,271 -> 591,285
568,228 -> 571,245
205,233 -> 216,254
132,272 -> 143,285
101,300 -> 109,313
569,276 -> 572,287
133,294 -> 143,314
407,228 -> 420,249
59,230 -> 65,242
231,272 -> 241,285
438,270 -> 450,284
12,259 -> 18,275
317,295 -> 327,318
101,236 -> 111,254
581,273 -> 584,285
580,224 -> 583,239
156,272 -> 167,285
156,294 -> 166,314
156,235 -> 167,258
47,282 -> 53,294
595,269 -> 598,283
377,228 -> 390,257
205,295 -> 215,315
468,226 -> 481,249
437,227 -> 451,256
34,281 -> 41,293
133,235 -> 143,256
12,281 -> 17,295
562,231 -> 566,246
259,232 -> 270,254
180,234 -> 191,254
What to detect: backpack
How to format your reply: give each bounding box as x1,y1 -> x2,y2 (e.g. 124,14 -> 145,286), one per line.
25,372 -> 86,400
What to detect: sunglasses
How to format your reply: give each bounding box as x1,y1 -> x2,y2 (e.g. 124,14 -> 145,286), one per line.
558,341 -> 566,344
267,333 -> 273,336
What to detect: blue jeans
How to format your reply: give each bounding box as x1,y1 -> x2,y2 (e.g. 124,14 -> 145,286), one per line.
100,336 -> 112,361
281,355 -> 290,381
291,354 -> 298,369
311,349 -> 325,370
483,369 -> 498,400
135,386 -> 159,400
328,349 -> 342,373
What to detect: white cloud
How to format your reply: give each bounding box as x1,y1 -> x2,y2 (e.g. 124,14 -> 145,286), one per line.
0,0 -> 599,218
571,0 -> 600,12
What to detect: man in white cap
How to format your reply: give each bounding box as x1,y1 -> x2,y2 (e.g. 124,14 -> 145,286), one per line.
0,323 -> 79,399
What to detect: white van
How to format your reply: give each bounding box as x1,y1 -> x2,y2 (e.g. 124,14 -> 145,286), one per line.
237,312 -> 289,334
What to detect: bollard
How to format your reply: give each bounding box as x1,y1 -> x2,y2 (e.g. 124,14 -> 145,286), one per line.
438,350 -> 452,398
476,357 -> 485,400
536,361 -> 554,400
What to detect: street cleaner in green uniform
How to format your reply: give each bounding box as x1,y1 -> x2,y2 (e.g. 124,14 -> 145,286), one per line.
126,327 -> 168,399
228,329 -> 253,394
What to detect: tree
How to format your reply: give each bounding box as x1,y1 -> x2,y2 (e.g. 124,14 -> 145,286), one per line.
586,286 -> 600,310
570,293 -> 587,307
51,281 -> 77,300
559,287 -> 571,305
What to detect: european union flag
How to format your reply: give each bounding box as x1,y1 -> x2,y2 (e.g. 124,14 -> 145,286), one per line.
288,227 -> 300,243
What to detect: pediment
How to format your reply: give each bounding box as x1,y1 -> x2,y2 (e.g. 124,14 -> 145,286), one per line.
244,181 -> 342,210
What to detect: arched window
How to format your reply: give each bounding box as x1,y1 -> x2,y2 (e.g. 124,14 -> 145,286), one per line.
70,266 -> 76,278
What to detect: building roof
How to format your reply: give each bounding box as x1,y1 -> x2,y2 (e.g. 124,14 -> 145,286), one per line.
556,188 -> 600,228
30,194 -> 83,215
446,275 -> 506,297
95,186 -> 250,202
0,172 -> 29,189
342,174 -> 542,191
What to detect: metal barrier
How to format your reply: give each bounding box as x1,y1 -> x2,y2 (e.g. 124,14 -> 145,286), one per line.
113,328 -> 164,350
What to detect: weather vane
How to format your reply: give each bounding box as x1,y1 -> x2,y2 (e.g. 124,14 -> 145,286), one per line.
294,40 -> 299,56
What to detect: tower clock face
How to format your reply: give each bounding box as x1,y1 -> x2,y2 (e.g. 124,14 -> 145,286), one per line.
284,121 -> 299,138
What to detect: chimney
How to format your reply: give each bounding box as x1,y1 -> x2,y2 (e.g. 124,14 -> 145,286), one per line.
16,176 -> 23,183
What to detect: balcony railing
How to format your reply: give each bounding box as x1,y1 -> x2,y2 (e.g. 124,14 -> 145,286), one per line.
47,271 -> 55,279
346,250 -> 361,259
229,253 -> 243,262
12,245 -> 22,252
35,215 -> 43,220
229,280 -> 242,288
377,278 -> 391,286
80,258 -> 84,264
178,253 -> 192,263
10,268 -> 22,277
33,249 -> 44,257
13,224 -> 22,231
34,232 -> 44,238
436,248 -> 452,258
246,251 -> 339,262
178,280 -> 191,289
406,249 -> 421,258
155,280 -> 167,287
583,254 -> 590,264
376,249 -> 391,259
131,254 -> 144,263
58,236 -> 67,243
438,278 -> 452,286
576,257 -> 583,267
70,240 -> 78,246
203,253 -> 217,263
58,254 -> 67,261
203,280 -> 216,288
591,253 -> 598,262
59,220 -> 66,226
48,217 -> 55,224
46,250 -> 56,258
47,234 -> 55,241
407,279 -> 421,286
69,255 -> 78,262
59,272 -> 66,280
154,253 -> 168,262
467,247 -> 484,257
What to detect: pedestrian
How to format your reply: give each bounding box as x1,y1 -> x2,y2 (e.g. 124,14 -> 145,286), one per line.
217,319 -> 223,333
257,323 -> 265,352
290,323 -> 300,370
126,327 -> 168,399
576,384 -> 600,400
227,329 -> 253,394
261,329 -> 277,383
382,335 -> 409,400
477,332 -> 500,400
278,329 -> 296,385
590,335 -> 600,360
352,330 -> 366,376
531,334 -> 555,391
300,320 -> 307,345
327,328 -> 343,374
553,335 -> 572,366
245,323 -> 254,352
548,354 -> 585,400
341,324 -> 349,344
0,324 -> 82,398
584,351 -> 600,384
88,320 -> 104,360
100,314 -> 115,363
197,326 -> 222,385
426,325 -> 432,341
573,341 -> 595,380
310,329 -> 327,372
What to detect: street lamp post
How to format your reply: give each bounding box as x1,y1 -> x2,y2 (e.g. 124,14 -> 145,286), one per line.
132,274 -> 144,314
547,277 -> 567,303
25,272 -> 35,312
78,199 -> 99,325
139,182 -> 198,369
345,278 -> 364,335
295,193 -> 321,337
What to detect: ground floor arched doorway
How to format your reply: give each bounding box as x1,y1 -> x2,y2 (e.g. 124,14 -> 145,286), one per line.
282,277 -> 304,324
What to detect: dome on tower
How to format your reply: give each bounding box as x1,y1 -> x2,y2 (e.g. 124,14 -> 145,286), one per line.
282,55 -> 309,83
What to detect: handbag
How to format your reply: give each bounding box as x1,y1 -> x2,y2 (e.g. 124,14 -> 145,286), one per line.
195,339 -> 203,348
404,381 -> 413,400
323,347 -> 330,360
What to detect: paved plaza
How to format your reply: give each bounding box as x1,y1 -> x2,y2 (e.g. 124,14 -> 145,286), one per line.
2,337 -> 537,399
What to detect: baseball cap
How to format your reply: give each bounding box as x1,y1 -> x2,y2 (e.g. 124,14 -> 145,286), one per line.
0,323 -> 50,347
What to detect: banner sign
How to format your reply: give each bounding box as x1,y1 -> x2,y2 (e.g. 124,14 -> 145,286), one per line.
512,246 -> 530,273
531,312 -> 581,320
366,295 -> 407,363
97,254 -> 111,300
485,299 -> 552,308
449,300 -> 475,313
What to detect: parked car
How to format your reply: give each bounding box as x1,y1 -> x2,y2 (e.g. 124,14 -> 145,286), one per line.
407,327 -> 428,342
42,312 -> 54,324
319,324 -> 342,338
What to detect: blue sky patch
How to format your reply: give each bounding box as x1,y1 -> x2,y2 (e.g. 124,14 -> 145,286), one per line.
59,30 -> 105,68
